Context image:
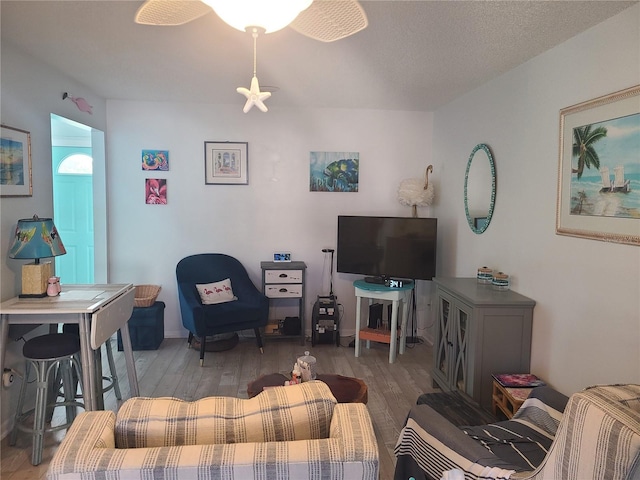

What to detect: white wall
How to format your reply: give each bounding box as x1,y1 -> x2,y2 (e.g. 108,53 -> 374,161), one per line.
432,4 -> 640,396
0,42 -> 107,436
106,102 -> 434,339
0,40 -> 434,438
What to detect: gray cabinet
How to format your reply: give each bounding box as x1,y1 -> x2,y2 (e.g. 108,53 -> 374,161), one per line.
432,277 -> 535,411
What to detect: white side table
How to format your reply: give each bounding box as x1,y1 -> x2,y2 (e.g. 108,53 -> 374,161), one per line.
353,279 -> 414,363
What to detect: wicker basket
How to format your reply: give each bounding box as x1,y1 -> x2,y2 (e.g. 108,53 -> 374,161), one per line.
134,284 -> 161,308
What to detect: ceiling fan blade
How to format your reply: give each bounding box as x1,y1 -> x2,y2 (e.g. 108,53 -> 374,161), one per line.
290,0 -> 368,43
135,0 -> 212,26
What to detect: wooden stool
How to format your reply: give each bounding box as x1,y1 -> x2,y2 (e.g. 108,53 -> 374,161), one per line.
10,333 -> 84,465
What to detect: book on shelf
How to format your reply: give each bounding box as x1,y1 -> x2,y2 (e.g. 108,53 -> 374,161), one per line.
505,387 -> 533,402
492,373 -> 546,388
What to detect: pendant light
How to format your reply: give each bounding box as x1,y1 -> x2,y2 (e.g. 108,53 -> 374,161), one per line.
236,28 -> 271,113
202,1 -> 313,112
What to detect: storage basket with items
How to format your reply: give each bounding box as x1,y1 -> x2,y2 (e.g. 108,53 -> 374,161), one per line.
133,284 -> 161,308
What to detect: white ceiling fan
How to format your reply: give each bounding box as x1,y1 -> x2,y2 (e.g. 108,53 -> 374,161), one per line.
135,0 -> 368,42
135,0 -> 368,112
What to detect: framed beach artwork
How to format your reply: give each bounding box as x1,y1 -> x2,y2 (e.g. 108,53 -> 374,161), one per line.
0,125 -> 32,197
556,85 -> 640,246
205,141 -> 248,185
309,151 -> 359,192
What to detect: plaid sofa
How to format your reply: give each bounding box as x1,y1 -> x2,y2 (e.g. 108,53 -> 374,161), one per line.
394,384 -> 640,480
47,381 -> 379,479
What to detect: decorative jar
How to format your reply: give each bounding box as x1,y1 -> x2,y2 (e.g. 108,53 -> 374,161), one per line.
477,267 -> 493,284
492,272 -> 510,291
296,351 -> 317,381
47,277 -> 59,297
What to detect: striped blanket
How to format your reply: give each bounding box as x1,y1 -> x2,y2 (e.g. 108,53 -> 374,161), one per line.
394,387 -> 568,480
395,384 -> 640,480
459,387 -> 567,472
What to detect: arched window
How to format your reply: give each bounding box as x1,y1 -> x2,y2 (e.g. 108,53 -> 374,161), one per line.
58,153 -> 93,175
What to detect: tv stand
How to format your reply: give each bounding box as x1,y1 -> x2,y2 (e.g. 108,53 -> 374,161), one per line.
364,276 -> 387,285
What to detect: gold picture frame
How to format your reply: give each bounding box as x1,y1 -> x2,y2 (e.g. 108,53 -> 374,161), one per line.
556,85 -> 640,246
1,125 -> 33,197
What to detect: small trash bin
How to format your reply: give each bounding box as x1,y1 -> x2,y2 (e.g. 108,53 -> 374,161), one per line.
117,301 -> 165,351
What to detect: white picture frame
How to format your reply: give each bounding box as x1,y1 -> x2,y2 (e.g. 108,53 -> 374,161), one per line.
204,141 -> 248,185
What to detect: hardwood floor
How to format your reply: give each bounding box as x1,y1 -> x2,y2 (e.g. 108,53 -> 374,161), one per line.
1,334 -> 436,479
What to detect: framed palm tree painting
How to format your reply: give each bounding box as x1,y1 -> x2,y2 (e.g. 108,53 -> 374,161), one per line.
1,125 -> 32,197
556,85 -> 640,246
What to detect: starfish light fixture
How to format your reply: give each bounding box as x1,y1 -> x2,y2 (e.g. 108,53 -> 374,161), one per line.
237,75 -> 271,113
236,28 -> 271,113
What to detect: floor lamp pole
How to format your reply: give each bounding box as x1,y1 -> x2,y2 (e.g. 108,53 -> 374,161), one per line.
322,248 -> 335,298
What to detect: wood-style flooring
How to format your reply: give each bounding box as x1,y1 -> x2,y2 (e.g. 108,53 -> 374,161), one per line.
1,334 -> 436,479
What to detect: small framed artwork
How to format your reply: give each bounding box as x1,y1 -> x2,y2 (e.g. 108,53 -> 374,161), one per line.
142,150 -> 169,171
273,252 -> 291,262
205,141 -> 248,185
556,85 -> 640,246
145,178 -> 167,204
1,125 -> 33,197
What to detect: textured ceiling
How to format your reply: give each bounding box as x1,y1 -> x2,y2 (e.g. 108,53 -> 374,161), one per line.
1,1 -> 637,112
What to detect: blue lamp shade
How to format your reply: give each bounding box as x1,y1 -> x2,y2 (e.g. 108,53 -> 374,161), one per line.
8,216 -> 66,262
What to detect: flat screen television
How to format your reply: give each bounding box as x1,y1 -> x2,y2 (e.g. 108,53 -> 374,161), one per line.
337,216 -> 437,281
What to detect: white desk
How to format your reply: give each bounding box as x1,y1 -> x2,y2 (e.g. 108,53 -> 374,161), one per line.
0,284 -> 139,411
353,280 -> 414,363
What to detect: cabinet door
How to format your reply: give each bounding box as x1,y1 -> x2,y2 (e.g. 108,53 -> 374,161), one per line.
453,302 -> 471,394
435,291 -> 453,382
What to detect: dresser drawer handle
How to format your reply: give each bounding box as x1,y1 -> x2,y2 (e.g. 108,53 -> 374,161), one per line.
279,273 -> 288,278
279,288 -> 288,292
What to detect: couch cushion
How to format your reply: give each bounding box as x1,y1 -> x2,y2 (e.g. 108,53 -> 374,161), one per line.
527,384 -> 640,480
459,386 -> 568,472
588,383 -> 640,414
115,381 -> 337,448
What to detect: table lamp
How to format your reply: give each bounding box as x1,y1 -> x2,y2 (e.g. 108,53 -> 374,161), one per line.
8,215 -> 66,297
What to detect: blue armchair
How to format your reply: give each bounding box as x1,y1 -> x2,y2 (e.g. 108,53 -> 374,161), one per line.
176,254 -> 269,366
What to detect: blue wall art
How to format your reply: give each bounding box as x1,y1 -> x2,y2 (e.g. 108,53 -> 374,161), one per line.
309,151 -> 359,192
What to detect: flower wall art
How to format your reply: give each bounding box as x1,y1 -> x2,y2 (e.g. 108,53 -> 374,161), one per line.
145,178 -> 167,205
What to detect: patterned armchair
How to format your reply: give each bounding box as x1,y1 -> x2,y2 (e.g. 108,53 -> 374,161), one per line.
395,384 -> 640,480
47,381 -> 379,480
